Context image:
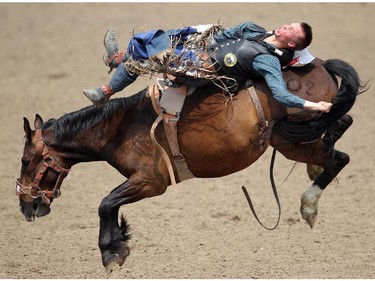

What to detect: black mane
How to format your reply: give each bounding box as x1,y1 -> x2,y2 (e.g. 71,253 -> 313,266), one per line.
42,89 -> 147,143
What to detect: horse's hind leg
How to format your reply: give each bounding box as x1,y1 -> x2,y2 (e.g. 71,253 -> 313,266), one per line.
306,114 -> 353,181
300,148 -> 349,228
97,174 -> 168,275
272,115 -> 353,228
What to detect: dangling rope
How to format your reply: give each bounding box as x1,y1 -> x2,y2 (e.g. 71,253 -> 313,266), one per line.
242,148 -> 281,230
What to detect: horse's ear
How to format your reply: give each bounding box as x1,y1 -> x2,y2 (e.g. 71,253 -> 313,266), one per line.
23,117 -> 32,143
34,114 -> 43,130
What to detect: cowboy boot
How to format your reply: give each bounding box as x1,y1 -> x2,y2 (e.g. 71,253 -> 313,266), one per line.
102,29 -> 126,73
82,85 -> 113,107
82,64 -> 137,106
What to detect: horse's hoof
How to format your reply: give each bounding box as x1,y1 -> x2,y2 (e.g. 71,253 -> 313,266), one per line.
117,242 -> 130,266
102,243 -> 130,276
105,258 -> 120,277
300,184 -> 322,228
300,206 -> 318,228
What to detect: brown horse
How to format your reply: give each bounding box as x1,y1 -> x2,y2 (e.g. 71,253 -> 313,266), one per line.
15,58 -> 364,274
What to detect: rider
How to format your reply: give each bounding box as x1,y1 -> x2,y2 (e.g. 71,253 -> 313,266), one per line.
82,21 -> 332,113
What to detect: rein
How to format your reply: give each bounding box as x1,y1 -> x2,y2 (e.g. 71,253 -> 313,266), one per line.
15,129 -> 70,205
242,148 -> 281,230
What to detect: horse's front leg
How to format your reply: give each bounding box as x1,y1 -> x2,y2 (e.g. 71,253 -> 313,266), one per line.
98,174 -> 168,275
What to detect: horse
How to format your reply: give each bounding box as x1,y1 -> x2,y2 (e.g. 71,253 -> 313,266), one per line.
15,58 -> 365,274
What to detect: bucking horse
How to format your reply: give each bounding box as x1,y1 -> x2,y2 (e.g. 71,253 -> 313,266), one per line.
15,58 -> 365,274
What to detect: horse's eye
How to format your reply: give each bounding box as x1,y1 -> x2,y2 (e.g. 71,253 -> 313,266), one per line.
21,159 -> 30,167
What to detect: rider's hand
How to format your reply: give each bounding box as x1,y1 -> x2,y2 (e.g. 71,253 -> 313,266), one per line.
303,101 -> 333,113
317,101 -> 333,113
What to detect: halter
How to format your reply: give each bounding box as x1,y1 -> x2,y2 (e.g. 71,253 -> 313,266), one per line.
15,129 -> 70,205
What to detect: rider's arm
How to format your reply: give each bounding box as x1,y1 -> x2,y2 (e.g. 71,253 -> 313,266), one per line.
253,54 -> 332,112
213,22 -> 264,42
252,54 -> 306,109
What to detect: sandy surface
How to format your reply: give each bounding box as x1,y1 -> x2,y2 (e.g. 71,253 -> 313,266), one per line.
1,3 -> 374,279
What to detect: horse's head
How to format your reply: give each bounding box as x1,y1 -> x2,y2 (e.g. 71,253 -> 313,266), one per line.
16,114 -> 70,222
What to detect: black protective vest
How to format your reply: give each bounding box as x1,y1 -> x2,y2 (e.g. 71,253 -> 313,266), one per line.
210,38 -> 294,84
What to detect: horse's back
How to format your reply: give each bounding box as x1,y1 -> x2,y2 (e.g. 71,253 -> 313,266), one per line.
175,59 -> 338,177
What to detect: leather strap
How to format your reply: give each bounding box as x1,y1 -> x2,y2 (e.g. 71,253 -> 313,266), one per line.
246,80 -> 270,150
246,80 -> 267,129
148,83 -> 195,189
163,120 -> 194,181
150,114 -> 178,192
163,120 -> 180,156
148,85 -> 161,115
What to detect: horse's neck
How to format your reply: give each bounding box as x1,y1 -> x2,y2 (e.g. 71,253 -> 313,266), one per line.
45,108 -> 126,166
46,90 -> 154,167
44,128 -> 101,167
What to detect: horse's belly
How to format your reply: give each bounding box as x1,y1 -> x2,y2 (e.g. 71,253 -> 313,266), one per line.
179,90 -> 267,178
184,140 -> 267,178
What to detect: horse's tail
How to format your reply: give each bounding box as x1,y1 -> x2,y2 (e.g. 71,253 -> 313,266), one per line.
273,59 -> 367,144
324,59 -> 364,114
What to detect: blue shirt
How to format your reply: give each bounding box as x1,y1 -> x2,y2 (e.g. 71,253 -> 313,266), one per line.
253,54 -> 305,108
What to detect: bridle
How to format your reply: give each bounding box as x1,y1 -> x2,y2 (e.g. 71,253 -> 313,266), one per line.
15,129 -> 70,205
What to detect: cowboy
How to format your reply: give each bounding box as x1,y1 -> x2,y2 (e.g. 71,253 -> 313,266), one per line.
83,22 -> 332,113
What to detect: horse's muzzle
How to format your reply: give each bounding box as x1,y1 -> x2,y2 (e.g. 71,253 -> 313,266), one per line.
19,196 -> 51,222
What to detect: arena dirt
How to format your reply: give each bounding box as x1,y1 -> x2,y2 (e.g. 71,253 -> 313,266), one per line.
1,3 -> 374,278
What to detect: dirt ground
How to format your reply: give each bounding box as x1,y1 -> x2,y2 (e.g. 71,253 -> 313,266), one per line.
1,3 -> 374,279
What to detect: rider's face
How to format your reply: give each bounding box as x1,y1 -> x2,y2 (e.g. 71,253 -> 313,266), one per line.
274,23 -> 303,48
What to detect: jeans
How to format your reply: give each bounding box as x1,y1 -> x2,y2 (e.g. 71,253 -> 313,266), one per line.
108,63 -> 137,92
